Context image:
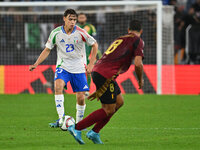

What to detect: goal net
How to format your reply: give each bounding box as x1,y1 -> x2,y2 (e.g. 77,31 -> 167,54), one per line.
0,1 -> 175,94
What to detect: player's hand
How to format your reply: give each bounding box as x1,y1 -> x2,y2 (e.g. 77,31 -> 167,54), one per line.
87,91 -> 99,101
86,64 -> 94,74
29,64 -> 37,71
138,79 -> 144,89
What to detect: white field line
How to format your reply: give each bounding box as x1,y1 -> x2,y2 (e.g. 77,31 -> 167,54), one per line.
107,127 -> 200,130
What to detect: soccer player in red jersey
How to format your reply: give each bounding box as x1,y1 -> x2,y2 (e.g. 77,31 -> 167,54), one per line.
68,20 -> 144,144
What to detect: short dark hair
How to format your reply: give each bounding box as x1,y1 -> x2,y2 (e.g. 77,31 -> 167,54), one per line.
78,12 -> 86,16
129,20 -> 142,32
63,9 -> 78,17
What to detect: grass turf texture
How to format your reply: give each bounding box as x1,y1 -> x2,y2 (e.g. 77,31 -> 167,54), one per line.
0,94 -> 200,150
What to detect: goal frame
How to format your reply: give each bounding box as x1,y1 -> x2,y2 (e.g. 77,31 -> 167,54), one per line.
0,1 -> 163,94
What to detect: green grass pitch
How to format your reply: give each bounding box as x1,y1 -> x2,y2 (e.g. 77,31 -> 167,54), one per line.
0,94 -> 200,150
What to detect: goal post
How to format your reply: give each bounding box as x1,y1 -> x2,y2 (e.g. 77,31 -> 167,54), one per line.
0,1 -> 175,95
156,1 -> 163,95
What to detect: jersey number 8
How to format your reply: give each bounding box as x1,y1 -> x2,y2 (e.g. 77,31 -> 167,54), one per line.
105,39 -> 123,55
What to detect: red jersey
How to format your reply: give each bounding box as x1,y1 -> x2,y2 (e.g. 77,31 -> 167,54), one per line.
93,33 -> 144,79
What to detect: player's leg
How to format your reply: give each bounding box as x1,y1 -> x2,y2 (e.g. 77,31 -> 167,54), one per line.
67,73 -> 89,144
85,75 -> 122,144
85,95 -> 123,144
68,72 -> 115,144
49,79 -> 65,127
75,82 -> 118,143
92,93 -> 124,133
115,93 -> 124,111
70,72 -> 89,123
85,103 -> 116,144
49,68 -> 69,128
76,92 -> 86,123
74,72 -> 116,131
69,104 -> 111,144
54,79 -> 65,118
68,105 -> 109,144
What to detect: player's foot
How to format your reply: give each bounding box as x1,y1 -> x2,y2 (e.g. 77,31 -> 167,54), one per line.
86,130 -> 103,144
49,119 -> 60,128
49,116 -> 65,128
49,118 -> 64,128
68,125 -> 85,144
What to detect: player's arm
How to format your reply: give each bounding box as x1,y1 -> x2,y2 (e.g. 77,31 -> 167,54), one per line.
81,27 -> 98,74
29,28 -> 56,71
134,56 -> 144,89
29,47 -> 51,71
86,42 -> 98,74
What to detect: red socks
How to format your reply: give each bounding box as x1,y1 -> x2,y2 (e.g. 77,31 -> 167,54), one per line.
75,108 -> 107,130
92,115 -> 112,133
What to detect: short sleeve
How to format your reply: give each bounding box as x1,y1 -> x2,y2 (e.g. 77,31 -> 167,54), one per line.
45,31 -> 57,50
81,31 -> 96,46
134,38 -> 144,59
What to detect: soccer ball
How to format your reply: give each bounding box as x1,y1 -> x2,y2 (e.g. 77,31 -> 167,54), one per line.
60,115 -> 75,131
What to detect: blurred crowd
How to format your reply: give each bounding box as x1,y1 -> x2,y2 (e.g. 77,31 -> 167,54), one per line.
0,0 -> 159,65
164,0 -> 200,64
0,0 -> 200,64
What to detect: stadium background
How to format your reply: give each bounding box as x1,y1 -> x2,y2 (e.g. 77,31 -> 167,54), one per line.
0,1 -> 200,94
0,0 -> 200,95
0,1 -> 200,150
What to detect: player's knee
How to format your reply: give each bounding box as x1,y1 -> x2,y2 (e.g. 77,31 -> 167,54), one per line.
117,102 -> 123,112
104,107 -> 115,116
54,85 -> 63,94
119,99 -> 124,107
76,92 -> 85,105
116,95 -> 124,110
76,92 -> 85,100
